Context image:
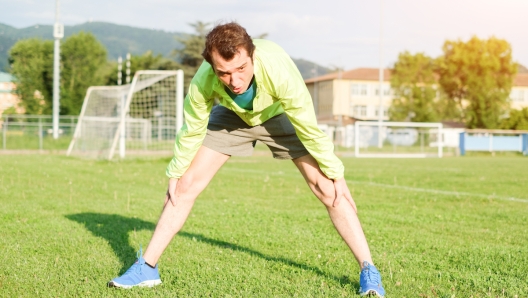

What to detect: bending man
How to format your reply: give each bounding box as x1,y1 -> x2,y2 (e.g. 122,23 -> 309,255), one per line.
108,22 -> 385,297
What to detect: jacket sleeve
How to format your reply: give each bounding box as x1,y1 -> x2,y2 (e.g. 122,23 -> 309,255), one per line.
166,81 -> 213,179
276,59 -> 345,180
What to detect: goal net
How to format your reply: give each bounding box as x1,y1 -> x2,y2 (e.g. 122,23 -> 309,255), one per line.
350,121 -> 444,158
67,70 -> 184,159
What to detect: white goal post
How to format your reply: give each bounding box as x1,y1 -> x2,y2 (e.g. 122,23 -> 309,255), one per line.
67,70 -> 184,159
353,121 -> 444,158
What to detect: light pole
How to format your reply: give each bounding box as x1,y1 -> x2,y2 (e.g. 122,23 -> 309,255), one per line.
312,64 -> 318,116
52,0 -> 64,139
377,0 -> 384,148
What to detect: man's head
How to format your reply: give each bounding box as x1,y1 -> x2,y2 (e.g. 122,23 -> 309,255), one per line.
202,22 -> 256,95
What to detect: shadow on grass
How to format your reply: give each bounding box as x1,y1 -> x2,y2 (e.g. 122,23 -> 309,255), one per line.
178,231 -> 356,288
65,212 -> 155,275
66,212 -> 357,288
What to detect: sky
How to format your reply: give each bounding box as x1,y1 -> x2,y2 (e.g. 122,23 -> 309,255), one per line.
1,0 -> 527,71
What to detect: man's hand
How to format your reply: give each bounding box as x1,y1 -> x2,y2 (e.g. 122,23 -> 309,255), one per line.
333,177 -> 357,213
164,178 -> 179,206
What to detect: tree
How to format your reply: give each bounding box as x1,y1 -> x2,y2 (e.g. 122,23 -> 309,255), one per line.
389,51 -> 444,122
172,21 -> 211,85
8,38 -> 54,114
60,32 -> 107,115
437,36 -> 517,128
500,108 -> 528,130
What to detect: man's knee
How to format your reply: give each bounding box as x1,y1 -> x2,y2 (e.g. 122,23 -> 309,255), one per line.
312,182 -> 335,208
174,174 -> 200,201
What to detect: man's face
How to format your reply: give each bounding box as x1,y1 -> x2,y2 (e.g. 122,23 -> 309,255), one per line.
211,47 -> 254,95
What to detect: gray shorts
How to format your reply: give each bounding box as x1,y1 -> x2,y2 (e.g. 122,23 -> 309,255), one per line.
202,105 -> 309,159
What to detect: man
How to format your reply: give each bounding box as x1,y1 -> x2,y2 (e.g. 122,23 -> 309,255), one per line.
108,22 -> 385,297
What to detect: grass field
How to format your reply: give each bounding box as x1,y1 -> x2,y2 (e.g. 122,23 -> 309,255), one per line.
0,154 -> 527,297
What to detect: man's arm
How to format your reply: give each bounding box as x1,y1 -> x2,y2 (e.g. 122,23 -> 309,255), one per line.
275,60 -> 345,181
166,81 -> 213,179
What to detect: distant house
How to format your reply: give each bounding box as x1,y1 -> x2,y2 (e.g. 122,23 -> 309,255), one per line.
305,68 -> 392,125
0,72 -> 21,116
305,68 -> 528,124
510,73 -> 528,110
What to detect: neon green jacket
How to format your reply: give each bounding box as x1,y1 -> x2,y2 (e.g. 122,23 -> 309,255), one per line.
166,39 -> 344,179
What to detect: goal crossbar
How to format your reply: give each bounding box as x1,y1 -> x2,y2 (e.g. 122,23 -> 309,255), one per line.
66,70 -> 184,159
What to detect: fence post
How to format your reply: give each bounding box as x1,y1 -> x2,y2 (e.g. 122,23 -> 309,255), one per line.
39,117 -> 43,151
523,134 -> 528,156
459,132 -> 466,156
2,117 -> 7,150
158,117 -> 162,141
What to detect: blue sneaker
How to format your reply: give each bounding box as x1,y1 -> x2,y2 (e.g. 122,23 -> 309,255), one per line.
359,261 -> 385,297
108,247 -> 162,289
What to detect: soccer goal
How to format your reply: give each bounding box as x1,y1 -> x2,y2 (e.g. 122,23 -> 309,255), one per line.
67,70 -> 184,159
351,121 -> 444,158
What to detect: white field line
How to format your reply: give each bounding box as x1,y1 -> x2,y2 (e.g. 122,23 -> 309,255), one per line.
345,180 -> 528,203
222,167 -> 528,203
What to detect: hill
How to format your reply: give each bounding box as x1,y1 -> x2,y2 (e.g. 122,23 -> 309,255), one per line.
0,22 -> 183,71
0,22 -> 330,79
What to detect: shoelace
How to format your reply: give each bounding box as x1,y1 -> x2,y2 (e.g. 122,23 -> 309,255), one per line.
135,245 -> 144,275
122,245 -> 145,276
362,261 -> 381,285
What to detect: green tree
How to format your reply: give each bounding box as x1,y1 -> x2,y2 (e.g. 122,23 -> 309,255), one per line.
172,21 -> 211,85
60,32 -> 107,115
389,51 -> 444,122
437,36 -> 517,128
500,108 -> 528,130
8,38 -> 53,114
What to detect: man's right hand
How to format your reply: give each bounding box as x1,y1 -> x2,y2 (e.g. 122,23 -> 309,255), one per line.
164,178 -> 179,206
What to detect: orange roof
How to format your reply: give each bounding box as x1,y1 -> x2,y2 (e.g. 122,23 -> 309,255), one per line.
305,68 -> 391,83
514,73 -> 528,87
305,68 -> 528,87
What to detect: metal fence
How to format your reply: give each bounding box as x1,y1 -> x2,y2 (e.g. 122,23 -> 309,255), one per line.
1,114 -> 78,151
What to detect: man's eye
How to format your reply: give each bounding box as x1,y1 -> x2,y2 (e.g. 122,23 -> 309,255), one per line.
239,67 -> 245,71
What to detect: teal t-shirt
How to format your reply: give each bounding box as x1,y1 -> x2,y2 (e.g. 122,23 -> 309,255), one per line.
225,78 -> 257,110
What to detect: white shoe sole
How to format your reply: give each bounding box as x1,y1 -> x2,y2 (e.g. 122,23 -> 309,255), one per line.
360,289 -> 384,297
108,279 -> 162,289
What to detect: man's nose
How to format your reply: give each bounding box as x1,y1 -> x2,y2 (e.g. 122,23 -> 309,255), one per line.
231,74 -> 242,87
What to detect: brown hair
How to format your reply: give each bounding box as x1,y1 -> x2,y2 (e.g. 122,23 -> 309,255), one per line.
202,22 -> 255,66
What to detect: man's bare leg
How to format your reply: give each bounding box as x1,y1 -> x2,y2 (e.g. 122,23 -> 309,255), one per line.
293,154 -> 374,267
143,146 -> 230,265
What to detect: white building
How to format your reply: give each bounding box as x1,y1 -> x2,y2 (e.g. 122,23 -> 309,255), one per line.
510,73 -> 528,110
305,68 -> 392,126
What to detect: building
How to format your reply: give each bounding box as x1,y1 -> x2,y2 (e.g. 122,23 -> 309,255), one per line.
305,68 -> 392,125
510,73 -> 528,110
305,68 -> 528,124
0,72 -> 21,116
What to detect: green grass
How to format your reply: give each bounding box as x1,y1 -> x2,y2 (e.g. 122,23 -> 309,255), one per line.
0,154 -> 527,297
2,132 -> 72,150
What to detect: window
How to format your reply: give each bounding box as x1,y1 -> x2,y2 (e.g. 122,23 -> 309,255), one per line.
351,84 -> 368,96
351,84 -> 360,95
360,84 -> 368,95
510,89 -> 526,102
374,85 -> 391,96
352,105 -> 367,117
